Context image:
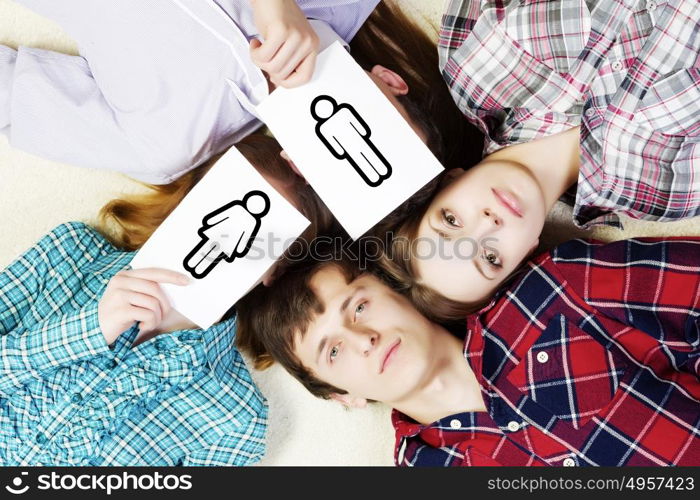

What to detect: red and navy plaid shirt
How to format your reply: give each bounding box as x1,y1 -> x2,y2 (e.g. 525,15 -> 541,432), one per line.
439,0 -> 700,228
393,238 -> 700,466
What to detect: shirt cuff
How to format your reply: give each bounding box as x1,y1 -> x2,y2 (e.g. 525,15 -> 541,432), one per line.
57,302 -> 113,361
16,302 -> 112,374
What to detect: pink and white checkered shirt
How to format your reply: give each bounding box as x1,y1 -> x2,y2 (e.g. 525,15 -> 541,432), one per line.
439,0 -> 700,228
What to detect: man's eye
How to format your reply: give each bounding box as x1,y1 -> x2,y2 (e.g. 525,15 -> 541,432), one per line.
353,302 -> 367,323
442,209 -> 460,227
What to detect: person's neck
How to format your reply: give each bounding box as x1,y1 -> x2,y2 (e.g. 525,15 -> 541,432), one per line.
392,326 -> 487,425
487,126 -> 580,212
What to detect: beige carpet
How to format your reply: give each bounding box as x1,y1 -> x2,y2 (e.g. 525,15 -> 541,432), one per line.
1,0 -> 699,466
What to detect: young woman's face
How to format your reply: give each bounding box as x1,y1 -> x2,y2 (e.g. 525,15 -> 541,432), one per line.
412,160 -> 547,303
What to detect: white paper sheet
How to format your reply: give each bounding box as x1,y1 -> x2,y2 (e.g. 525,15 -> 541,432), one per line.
257,42 -> 444,240
130,147 -> 310,328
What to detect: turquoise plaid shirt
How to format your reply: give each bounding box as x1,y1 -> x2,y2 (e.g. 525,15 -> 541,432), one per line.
0,222 -> 267,466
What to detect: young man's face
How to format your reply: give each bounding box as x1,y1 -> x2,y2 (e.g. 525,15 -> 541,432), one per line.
293,265 -> 441,407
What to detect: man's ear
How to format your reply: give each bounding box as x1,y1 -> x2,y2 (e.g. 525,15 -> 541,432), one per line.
330,393 -> 368,409
369,65 -> 409,96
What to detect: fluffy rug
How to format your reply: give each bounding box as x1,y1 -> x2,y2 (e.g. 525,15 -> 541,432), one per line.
1,0 -> 698,465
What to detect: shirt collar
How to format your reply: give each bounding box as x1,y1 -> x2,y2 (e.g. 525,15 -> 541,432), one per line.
392,409 -> 502,443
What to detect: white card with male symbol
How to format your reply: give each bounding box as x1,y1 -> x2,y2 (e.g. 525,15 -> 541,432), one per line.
257,41 -> 444,239
130,147 -> 310,329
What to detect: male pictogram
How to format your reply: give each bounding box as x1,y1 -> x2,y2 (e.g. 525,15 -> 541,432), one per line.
310,95 -> 392,187
183,190 -> 270,279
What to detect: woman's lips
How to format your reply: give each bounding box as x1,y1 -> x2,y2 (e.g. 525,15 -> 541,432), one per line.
380,339 -> 401,374
492,188 -> 523,218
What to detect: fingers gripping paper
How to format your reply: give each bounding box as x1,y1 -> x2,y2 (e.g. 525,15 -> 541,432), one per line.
130,147 -> 310,328
257,42 -> 444,240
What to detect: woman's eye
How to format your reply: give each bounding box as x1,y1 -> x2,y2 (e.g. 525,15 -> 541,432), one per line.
442,209 -> 460,227
483,250 -> 502,268
330,345 -> 340,361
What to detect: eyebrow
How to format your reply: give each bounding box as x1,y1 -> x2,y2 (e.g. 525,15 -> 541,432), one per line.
315,289 -> 358,365
427,220 -> 491,280
316,337 -> 327,366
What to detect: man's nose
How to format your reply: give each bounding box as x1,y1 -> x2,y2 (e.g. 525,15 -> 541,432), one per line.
346,329 -> 378,356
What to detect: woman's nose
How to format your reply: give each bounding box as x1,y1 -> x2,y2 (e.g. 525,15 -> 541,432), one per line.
482,208 -> 503,227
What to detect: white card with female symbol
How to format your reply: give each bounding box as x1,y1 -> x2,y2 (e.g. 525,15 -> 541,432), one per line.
257,42 -> 444,239
130,147 -> 310,328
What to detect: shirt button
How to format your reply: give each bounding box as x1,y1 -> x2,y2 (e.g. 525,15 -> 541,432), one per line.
108,360 -> 118,369
536,352 -> 549,363
647,0 -> 657,11
585,108 -> 596,117
71,394 -> 83,403
563,457 -> 576,467
450,419 -> 462,429
611,60 -> 623,71
155,339 -> 168,351
36,432 -> 47,444
507,421 -> 520,432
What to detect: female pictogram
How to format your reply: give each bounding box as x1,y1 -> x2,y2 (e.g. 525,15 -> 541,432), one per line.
183,190 -> 270,279
310,95 -> 392,187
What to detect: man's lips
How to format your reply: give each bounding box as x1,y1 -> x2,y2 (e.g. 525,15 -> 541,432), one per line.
380,339 -> 401,374
492,188 -> 523,218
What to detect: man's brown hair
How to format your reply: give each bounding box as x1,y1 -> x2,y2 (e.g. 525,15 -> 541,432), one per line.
236,252 -> 364,399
